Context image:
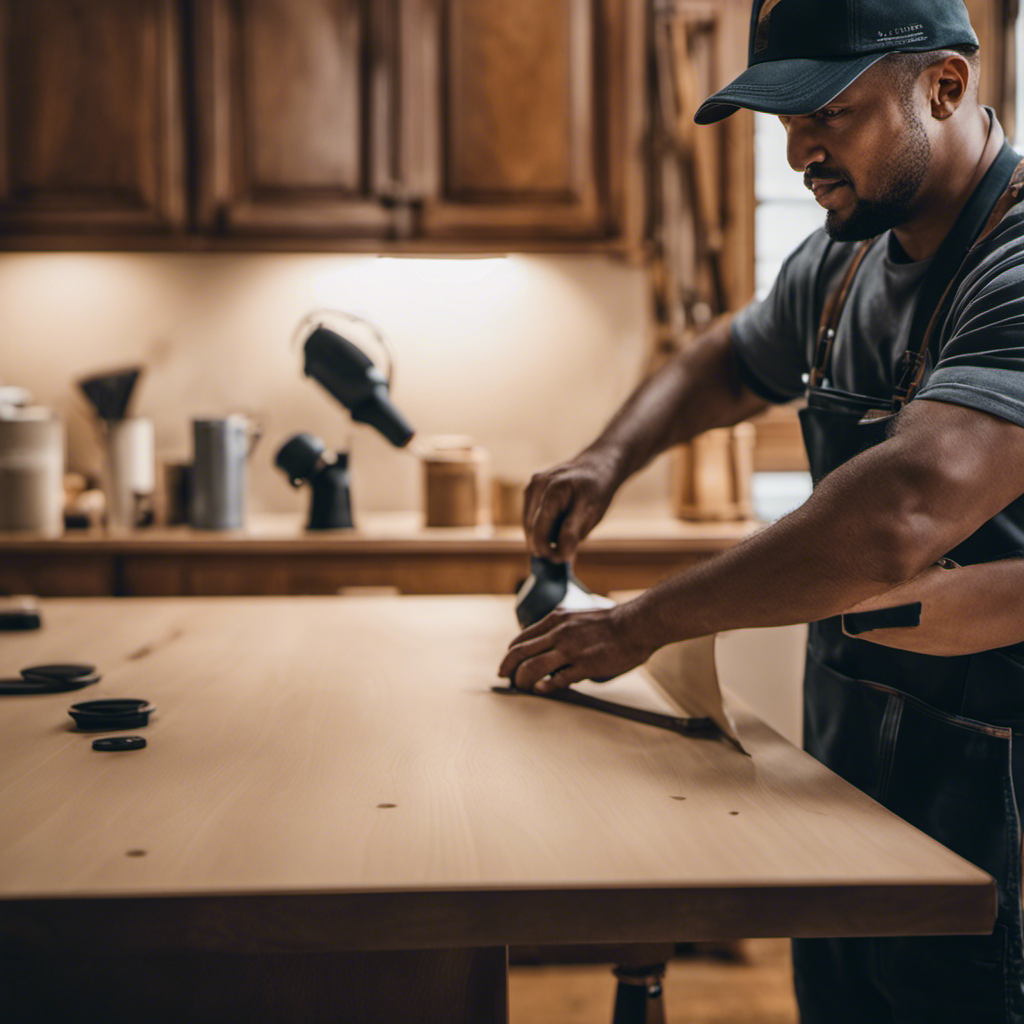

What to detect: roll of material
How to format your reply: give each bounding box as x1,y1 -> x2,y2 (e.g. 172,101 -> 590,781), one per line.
104,418 -> 155,530
0,409 -> 65,536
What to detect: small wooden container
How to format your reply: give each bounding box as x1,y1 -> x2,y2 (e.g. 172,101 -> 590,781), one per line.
420,437 -> 490,528
491,478 -> 524,528
672,423 -> 755,522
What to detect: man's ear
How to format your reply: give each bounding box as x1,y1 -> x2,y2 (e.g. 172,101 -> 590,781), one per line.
930,55 -> 970,120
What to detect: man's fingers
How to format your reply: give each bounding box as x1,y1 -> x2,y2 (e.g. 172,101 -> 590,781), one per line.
510,650 -> 571,692
535,663 -> 587,693
498,629 -> 559,678
529,487 -> 571,559
548,505 -> 589,562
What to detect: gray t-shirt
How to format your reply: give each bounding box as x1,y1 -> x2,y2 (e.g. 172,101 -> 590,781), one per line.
731,200 -> 1024,428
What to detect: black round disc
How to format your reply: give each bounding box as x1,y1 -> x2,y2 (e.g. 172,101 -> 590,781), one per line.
71,698 -> 149,715
0,673 -> 99,695
92,736 -> 146,752
68,699 -> 154,731
21,663 -> 96,681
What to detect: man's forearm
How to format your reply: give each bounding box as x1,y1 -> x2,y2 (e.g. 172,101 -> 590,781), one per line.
630,432 -> 953,647
581,318 -> 769,487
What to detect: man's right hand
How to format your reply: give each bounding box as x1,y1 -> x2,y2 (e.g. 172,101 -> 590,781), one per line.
523,447 -> 623,562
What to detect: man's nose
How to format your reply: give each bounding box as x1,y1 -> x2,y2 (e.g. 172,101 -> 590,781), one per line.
782,118 -> 827,173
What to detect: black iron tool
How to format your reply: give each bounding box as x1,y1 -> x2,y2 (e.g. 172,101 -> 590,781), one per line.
492,684 -> 715,736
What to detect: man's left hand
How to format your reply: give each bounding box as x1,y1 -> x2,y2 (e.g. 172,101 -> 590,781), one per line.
498,602 -> 656,693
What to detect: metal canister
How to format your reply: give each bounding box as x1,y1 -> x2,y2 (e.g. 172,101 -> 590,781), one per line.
189,416 -> 259,531
0,409 -> 64,536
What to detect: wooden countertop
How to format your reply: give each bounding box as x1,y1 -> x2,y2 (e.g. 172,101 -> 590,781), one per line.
0,596 -> 994,953
0,510 -> 759,554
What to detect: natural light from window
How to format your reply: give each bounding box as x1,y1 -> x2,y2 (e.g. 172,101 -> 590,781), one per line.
1018,7 -> 1024,146
753,114 -> 824,299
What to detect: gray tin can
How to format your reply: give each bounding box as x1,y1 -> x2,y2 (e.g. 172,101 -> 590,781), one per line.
190,416 -> 258,530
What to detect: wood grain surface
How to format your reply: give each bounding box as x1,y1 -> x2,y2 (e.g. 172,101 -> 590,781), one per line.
0,596 -> 995,953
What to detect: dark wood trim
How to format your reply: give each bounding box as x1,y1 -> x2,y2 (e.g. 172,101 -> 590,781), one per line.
1,946 -> 508,1024
0,881 -> 995,956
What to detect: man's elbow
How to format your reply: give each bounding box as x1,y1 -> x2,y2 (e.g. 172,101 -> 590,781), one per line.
860,498 -> 965,586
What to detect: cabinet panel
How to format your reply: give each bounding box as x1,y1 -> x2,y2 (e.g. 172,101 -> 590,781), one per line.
446,0 -> 580,198
195,0 -> 397,236
0,0 -> 185,233
411,0 -> 640,242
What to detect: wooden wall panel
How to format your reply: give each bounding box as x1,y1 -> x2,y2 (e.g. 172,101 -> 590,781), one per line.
964,0 -> 1017,133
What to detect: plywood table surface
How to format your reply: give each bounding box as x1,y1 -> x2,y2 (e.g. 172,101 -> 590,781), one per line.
0,596 -> 995,1022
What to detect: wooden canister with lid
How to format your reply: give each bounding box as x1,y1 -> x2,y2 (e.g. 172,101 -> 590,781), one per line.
672,423 -> 756,522
419,436 -> 489,527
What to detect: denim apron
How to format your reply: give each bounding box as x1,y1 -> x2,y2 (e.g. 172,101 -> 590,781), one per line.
791,141 -> 1024,1024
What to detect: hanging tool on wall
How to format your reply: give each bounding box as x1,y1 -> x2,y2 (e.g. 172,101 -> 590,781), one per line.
649,3 -> 727,374
648,3 -> 755,523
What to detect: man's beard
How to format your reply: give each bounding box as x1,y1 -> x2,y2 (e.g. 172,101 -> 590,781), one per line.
824,112 -> 932,242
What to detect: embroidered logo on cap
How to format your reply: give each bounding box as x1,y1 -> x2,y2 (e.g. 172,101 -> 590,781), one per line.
877,23 -> 928,45
754,0 -> 788,53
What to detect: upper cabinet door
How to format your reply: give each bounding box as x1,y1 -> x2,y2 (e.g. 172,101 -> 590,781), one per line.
194,0 -> 398,238
406,0 -> 641,244
0,0 -> 186,235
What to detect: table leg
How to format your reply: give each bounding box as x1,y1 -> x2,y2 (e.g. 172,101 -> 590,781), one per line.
1,946 -> 508,1024
612,962 -> 667,1024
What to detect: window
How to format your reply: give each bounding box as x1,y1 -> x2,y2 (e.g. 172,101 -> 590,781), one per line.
753,114 -> 824,299
1018,5 -> 1024,146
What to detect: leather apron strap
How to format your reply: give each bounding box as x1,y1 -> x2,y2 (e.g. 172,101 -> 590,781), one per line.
809,237 -> 879,388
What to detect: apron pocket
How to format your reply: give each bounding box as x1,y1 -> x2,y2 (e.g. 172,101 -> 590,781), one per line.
877,703 -> 1019,1023
883,692 -> 1013,881
804,651 -> 894,801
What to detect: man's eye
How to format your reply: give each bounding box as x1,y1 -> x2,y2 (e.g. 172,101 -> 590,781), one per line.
819,108 -> 845,120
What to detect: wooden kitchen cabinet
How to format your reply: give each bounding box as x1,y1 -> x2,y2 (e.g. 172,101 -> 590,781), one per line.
406,0 -> 642,244
193,0 -> 399,239
196,0 -> 642,247
2,0 -> 644,251
0,0 -> 186,236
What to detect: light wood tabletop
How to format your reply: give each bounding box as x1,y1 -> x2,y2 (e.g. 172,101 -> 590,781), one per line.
0,596 -> 996,1022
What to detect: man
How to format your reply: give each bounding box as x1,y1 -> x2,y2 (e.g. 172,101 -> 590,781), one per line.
498,1 -> 1024,1021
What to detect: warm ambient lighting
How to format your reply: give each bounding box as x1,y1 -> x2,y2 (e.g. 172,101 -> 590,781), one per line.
375,255 -> 509,286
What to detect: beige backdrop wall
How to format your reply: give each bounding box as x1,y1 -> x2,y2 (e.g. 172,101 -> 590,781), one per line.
0,253 -> 667,517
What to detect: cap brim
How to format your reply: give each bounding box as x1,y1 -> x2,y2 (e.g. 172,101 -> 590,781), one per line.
695,53 -> 887,125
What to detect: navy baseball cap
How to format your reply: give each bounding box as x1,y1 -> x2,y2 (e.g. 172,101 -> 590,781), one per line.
695,0 -> 978,125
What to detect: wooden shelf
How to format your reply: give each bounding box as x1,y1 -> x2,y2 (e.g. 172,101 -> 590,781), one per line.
0,512 -> 759,597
